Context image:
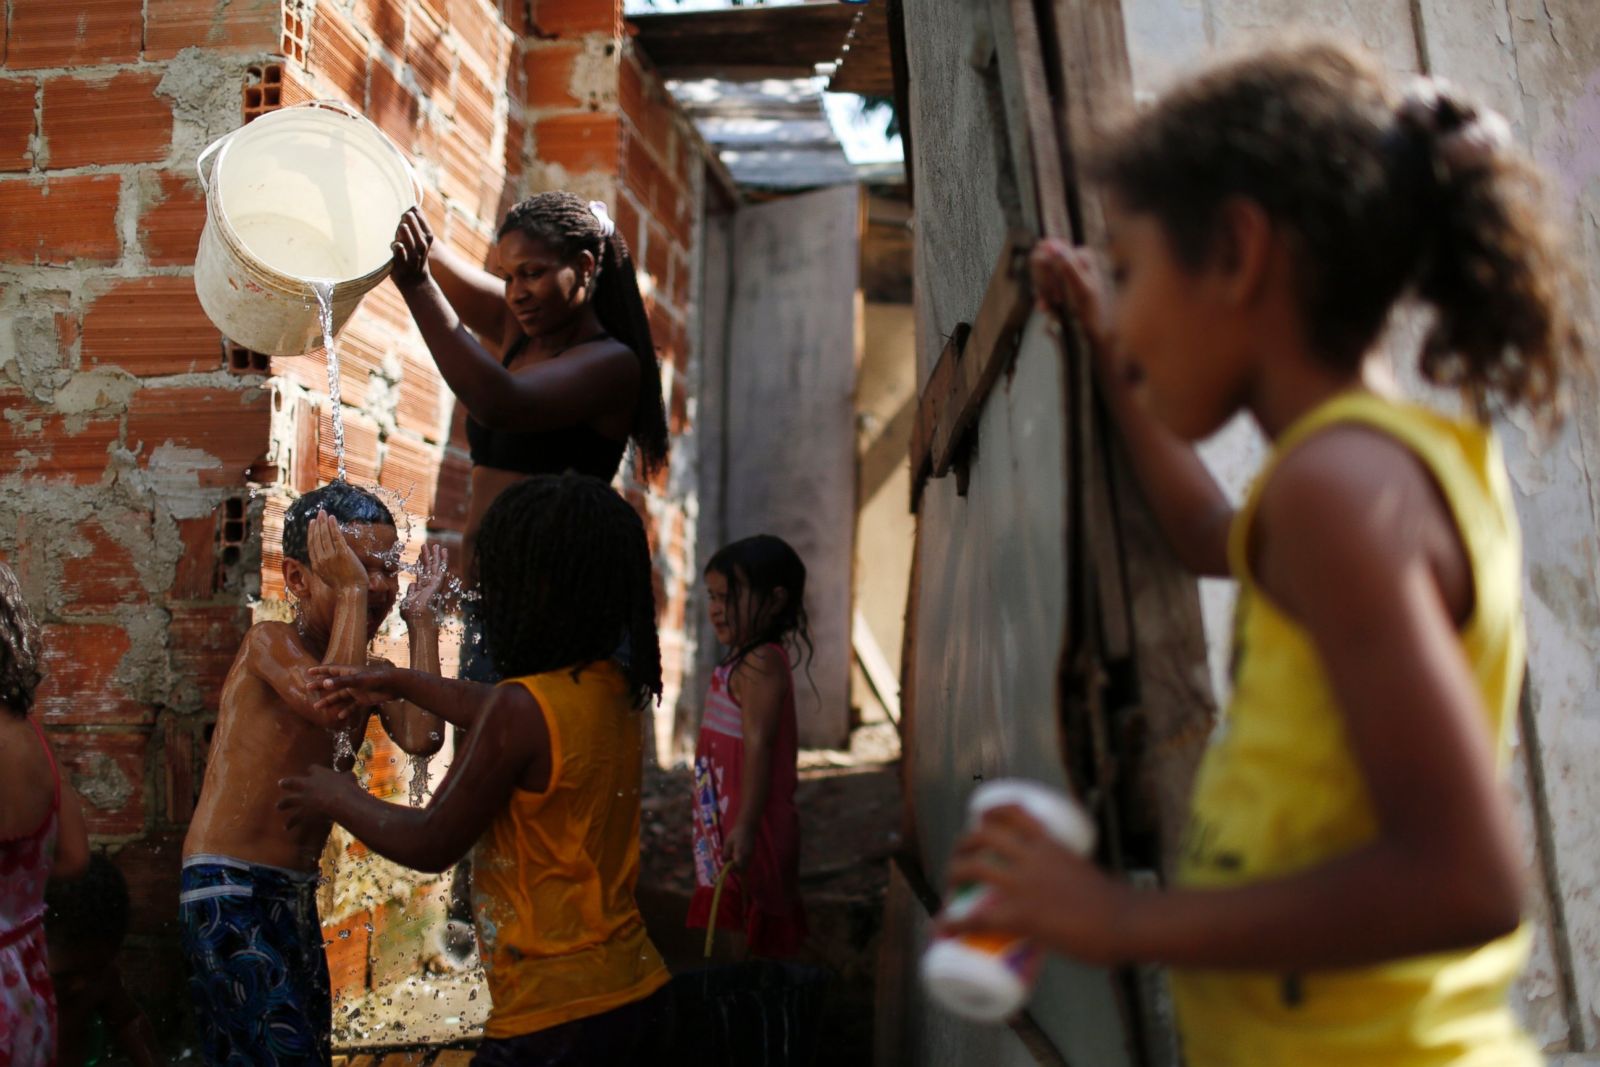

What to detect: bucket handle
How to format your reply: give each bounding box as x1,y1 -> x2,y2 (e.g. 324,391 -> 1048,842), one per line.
304,99 -> 427,209
195,100 -> 425,207
195,130 -> 231,194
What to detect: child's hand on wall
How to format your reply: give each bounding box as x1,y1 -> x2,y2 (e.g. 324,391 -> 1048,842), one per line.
391,207 -> 435,290
1031,239 -> 1120,379
400,542 -> 450,625
308,510 -> 368,591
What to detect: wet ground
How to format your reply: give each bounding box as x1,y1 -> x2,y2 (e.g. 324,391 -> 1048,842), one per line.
327,722 -> 904,1066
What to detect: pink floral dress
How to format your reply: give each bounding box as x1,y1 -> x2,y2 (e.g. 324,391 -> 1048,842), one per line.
686,646 -> 807,957
1,718 -> 60,1067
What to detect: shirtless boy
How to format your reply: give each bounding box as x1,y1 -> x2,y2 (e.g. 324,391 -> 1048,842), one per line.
179,482 -> 446,1065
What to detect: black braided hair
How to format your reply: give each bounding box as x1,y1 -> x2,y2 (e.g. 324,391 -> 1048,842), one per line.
282,482 -> 396,564
0,561 -> 42,718
498,192 -> 670,474
473,474 -> 662,704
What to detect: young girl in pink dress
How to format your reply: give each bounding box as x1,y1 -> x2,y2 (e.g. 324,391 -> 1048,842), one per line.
687,535 -> 809,958
0,561 -> 89,1067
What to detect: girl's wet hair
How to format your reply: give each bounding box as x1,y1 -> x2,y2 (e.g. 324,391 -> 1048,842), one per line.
498,192 -> 671,473
474,473 -> 662,703
0,561 -> 42,718
1093,39 -> 1584,424
706,534 -> 813,674
282,482 -> 396,564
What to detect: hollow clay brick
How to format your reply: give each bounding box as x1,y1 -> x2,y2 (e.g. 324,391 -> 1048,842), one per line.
124,386 -> 271,488
0,402 -> 119,483
369,62 -> 419,147
170,515 -> 221,600
533,0 -> 619,39
431,449 -> 472,532
316,405 -> 381,483
526,41 -> 584,112
5,0 -> 142,69
308,3 -> 370,106
536,112 -> 619,174
60,515 -> 150,613
0,175 -> 121,264
378,432 -> 439,520
35,623 -> 149,725
144,0 -> 282,60
0,79 -> 37,172
51,727 -> 150,835
82,277 -> 220,376
40,72 -> 173,169
169,604 -> 249,711
137,172 -> 207,267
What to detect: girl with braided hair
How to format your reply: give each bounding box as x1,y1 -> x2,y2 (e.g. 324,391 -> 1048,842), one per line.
389,192 -> 669,683
281,474 -> 672,1064
0,561 -> 90,1065
941,39 -> 1586,1066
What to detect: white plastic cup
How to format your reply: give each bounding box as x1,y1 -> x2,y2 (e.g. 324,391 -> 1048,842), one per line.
921,778 -> 1096,1023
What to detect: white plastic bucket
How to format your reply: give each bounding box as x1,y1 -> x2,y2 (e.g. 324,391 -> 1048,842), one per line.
193,100 -> 420,356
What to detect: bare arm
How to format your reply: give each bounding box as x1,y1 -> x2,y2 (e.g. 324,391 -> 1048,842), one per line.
247,512 -> 373,734
1034,239 -> 1233,577
427,238 -> 516,348
280,684 -> 550,872
944,436 -> 1524,969
723,648 -> 787,870
391,209 -> 639,431
310,664 -> 497,731
378,543 -> 448,756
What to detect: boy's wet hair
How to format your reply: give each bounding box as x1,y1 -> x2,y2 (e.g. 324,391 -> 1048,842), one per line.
1093,39 -> 1584,425
706,534 -> 813,675
282,482 -> 396,564
497,191 -> 670,474
46,852 -> 131,953
473,473 -> 662,702
0,561 -> 43,718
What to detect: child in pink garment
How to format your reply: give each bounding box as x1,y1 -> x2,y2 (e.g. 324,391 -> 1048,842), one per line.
687,535 -> 809,959
0,561 -> 90,1066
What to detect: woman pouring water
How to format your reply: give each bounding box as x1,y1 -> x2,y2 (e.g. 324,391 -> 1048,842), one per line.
388,193 -> 670,683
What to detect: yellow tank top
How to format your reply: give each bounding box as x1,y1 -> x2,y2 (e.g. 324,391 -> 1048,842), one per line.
1171,392 -> 1539,1067
470,661 -> 669,1039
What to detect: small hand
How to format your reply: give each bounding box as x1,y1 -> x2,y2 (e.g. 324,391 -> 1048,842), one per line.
307,510 -> 367,592
391,207 -> 435,290
938,804 -> 1133,966
308,664 -> 400,717
1030,240 -> 1123,382
722,823 -> 756,873
400,542 -> 449,624
277,764 -> 356,833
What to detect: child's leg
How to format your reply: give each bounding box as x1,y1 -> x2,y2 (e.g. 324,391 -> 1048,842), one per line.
179,858 -> 330,1066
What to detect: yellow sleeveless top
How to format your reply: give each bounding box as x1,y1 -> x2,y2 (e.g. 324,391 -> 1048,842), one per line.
470,661 -> 669,1039
1171,393 -> 1539,1067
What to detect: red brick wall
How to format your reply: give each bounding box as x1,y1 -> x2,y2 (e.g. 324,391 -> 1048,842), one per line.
0,0 -> 718,1036
0,0 -> 284,1023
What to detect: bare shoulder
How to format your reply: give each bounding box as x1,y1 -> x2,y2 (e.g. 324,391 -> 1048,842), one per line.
732,646 -> 790,698
1255,424 -> 1458,621
240,620 -> 315,669
1259,424 -> 1446,555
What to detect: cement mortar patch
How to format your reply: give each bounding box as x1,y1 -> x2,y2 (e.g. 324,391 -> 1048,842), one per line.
72,751 -> 136,812
51,369 -> 142,421
156,50 -> 264,169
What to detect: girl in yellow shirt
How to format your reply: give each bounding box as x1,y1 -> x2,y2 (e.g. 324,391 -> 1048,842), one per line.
943,40 -> 1585,1066
279,473 -> 671,1064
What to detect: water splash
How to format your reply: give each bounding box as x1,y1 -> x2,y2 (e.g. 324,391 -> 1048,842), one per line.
333,725 -> 356,768
408,752 -> 432,807
309,279 -> 346,482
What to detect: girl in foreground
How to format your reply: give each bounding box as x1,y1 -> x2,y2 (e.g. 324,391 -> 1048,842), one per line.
280,475 -> 672,1065
944,40 -> 1583,1065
